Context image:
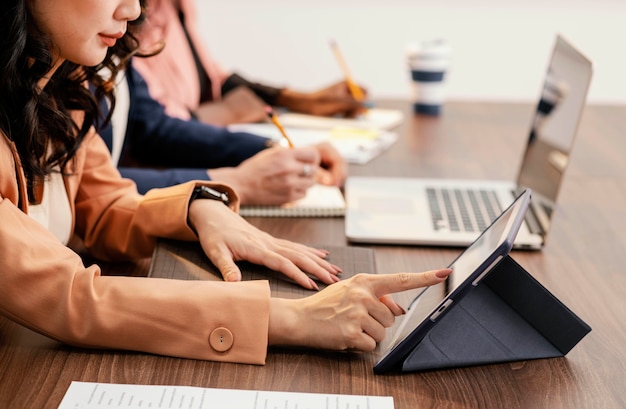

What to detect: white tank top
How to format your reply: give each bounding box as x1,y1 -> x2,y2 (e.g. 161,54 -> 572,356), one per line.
28,170 -> 72,245
27,67 -> 130,244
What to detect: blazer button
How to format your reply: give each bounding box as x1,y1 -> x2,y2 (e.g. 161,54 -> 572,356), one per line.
209,327 -> 234,352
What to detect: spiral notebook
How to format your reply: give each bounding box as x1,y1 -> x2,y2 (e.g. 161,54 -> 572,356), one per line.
239,184 -> 346,217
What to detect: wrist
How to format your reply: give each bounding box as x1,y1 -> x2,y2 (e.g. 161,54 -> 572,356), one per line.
268,298 -> 302,346
275,88 -> 307,112
205,168 -> 252,205
188,197 -> 228,236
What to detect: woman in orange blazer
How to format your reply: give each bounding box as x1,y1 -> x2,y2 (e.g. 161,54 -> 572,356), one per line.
0,0 -> 449,365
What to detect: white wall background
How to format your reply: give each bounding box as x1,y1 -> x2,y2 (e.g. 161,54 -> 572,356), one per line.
194,0 -> 625,104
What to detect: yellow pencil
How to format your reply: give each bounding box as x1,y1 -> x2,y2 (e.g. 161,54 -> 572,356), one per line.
265,106 -> 294,148
329,39 -> 365,102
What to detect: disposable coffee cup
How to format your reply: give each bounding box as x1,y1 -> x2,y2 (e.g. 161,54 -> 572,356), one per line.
407,39 -> 451,115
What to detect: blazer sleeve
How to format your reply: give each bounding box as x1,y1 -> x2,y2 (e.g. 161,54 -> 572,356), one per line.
0,132 -> 271,364
221,72 -> 284,106
124,63 -> 269,169
72,128 -> 223,261
0,204 -> 270,363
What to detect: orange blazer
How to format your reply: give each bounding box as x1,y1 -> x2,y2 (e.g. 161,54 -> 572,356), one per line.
0,125 -> 270,364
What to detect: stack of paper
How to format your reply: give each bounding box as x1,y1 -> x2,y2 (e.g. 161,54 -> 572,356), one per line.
229,121 -> 398,165
277,108 -> 404,131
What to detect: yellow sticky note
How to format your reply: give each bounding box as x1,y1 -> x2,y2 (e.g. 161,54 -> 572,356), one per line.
329,127 -> 380,140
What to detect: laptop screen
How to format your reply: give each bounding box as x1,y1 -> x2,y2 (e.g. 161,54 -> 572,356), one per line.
516,35 -> 593,231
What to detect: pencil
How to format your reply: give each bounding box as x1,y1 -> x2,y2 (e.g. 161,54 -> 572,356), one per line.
265,106 -> 294,148
329,39 -> 365,102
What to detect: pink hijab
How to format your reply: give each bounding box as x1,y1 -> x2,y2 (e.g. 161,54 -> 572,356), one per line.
133,0 -> 229,119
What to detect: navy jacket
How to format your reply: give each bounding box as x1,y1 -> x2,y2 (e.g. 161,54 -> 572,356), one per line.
98,63 -> 270,194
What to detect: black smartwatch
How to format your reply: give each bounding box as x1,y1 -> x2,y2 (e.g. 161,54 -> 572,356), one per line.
190,186 -> 230,206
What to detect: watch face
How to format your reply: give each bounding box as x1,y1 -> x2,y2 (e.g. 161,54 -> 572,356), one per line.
194,186 -> 229,206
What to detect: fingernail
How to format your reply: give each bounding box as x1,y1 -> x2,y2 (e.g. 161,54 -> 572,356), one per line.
313,248 -> 329,257
396,302 -> 407,314
436,268 -> 452,278
225,271 -> 240,282
309,278 -> 320,291
333,264 -> 343,274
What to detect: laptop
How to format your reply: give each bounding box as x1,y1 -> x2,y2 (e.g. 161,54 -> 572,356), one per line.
345,34 -> 593,249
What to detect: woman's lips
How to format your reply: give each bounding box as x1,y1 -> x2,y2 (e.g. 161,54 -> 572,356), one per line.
99,32 -> 123,47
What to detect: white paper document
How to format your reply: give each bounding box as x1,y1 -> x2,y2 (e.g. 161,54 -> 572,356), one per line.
277,108 -> 404,131
58,382 -> 394,409
229,123 -> 398,165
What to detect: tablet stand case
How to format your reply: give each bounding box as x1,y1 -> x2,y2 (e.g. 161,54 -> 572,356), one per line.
401,255 -> 591,372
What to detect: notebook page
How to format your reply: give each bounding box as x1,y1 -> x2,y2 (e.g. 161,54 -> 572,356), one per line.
239,184 -> 346,218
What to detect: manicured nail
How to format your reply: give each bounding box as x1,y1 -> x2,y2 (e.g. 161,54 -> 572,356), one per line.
436,268 -> 452,278
309,278 -> 320,291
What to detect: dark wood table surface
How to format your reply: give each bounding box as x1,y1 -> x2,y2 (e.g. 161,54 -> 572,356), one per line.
2,101 -> 625,408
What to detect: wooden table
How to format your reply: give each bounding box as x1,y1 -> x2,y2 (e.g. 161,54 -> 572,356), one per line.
2,101 -> 625,409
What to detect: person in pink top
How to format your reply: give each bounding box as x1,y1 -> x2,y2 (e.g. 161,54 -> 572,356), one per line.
134,0 -> 367,125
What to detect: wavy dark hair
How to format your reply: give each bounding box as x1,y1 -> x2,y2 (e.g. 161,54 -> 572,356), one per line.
0,0 -> 147,202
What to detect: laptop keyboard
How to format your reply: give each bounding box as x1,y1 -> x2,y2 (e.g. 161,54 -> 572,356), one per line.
427,187 -> 503,232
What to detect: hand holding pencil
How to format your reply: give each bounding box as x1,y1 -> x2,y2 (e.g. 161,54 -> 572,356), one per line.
265,106 -> 295,148
264,106 -> 347,186
272,39 -> 367,118
329,38 -> 366,102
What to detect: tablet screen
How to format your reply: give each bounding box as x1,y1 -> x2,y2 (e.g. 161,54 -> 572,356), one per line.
377,189 -> 531,367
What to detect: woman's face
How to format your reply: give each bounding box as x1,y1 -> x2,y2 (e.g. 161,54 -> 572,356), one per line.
29,0 -> 141,67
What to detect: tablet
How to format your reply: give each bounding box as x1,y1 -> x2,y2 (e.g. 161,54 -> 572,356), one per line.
373,189 -> 532,373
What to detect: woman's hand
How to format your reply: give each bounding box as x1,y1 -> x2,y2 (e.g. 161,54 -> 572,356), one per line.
313,141 -> 347,187
208,145 -> 320,206
268,269 -> 452,351
188,199 -> 341,289
276,81 -> 368,118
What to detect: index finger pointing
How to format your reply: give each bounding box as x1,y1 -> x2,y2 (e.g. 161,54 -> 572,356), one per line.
372,269 -> 452,297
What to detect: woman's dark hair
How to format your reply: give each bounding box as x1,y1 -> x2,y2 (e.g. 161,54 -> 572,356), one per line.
0,0 -> 147,202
